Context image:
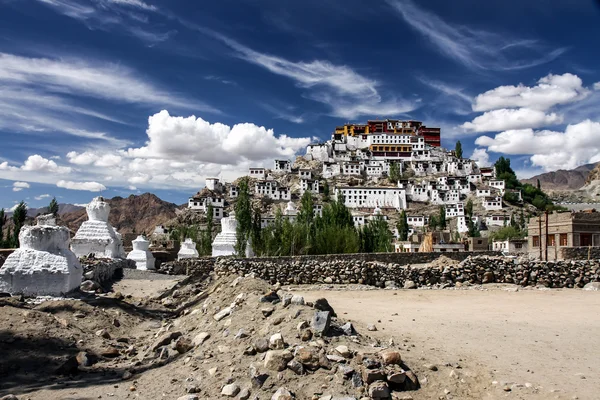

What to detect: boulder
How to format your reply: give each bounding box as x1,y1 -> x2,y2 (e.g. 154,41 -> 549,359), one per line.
311,311 -> 331,336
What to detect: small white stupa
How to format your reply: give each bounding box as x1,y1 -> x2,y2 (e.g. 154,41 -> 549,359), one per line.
178,238 -> 199,260
127,236 -> 155,270
212,215 -> 253,257
70,197 -> 124,259
0,215 -> 82,296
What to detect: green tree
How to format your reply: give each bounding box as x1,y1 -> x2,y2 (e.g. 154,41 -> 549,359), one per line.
465,198 -> 473,218
429,215 -> 438,231
322,180 -> 330,203
297,191 -> 314,225
537,179 -> 541,190
467,217 -> 480,237
0,208 -> 5,247
12,201 -> 27,247
438,206 -> 446,230
389,162 -> 401,182
396,209 -> 409,241
250,206 -> 263,256
234,177 -> 252,257
455,140 -> 463,159
489,226 -> 525,241
48,197 -> 59,216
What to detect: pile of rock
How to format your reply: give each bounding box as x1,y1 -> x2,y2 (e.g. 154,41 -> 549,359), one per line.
79,257 -> 135,293
150,275 -> 420,399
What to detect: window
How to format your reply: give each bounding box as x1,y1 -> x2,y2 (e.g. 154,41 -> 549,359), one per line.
560,234 -> 568,246
548,235 -> 556,246
515,243 -> 523,249
533,236 -> 540,247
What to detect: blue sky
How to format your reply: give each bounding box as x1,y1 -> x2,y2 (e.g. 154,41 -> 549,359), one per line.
1,0 -> 599,210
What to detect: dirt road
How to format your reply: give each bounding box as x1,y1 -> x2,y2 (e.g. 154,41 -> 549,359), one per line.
294,286 -> 600,400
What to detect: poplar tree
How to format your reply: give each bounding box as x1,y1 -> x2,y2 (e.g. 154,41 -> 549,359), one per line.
455,141 -> 463,159
322,180 -> 330,203
12,201 -> 27,247
0,208 -> 5,247
396,209 -> 409,241
234,177 -> 252,257
439,206 -> 447,230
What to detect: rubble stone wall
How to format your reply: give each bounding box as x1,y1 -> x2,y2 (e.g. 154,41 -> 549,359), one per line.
80,258 -> 135,286
561,246 -> 600,260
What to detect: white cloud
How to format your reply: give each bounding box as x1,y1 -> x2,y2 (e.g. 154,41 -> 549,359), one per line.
385,0 -> 566,71
0,52 -> 216,113
126,110 -> 313,164
594,82 -> 600,91
108,0 -> 157,11
472,73 -> 590,112
57,180 -> 107,192
21,155 -> 72,173
213,34 -> 417,118
462,108 -> 563,133
66,151 -> 122,167
128,174 -> 151,184
470,148 -> 491,168
127,185 -> 137,191
35,194 -> 51,200
475,120 -> 600,171
0,162 -> 8,170
12,181 -> 30,192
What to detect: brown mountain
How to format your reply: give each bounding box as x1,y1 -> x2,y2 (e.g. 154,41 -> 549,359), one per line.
60,193 -> 180,235
521,163 -> 597,191
585,163 -> 600,185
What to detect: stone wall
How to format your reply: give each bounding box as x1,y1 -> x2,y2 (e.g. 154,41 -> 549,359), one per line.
80,257 -> 135,286
213,255 -> 600,289
159,257 -> 214,276
561,246 -> 600,260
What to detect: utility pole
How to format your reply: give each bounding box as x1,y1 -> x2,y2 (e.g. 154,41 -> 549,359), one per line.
545,211 -> 549,262
538,214 -> 543,260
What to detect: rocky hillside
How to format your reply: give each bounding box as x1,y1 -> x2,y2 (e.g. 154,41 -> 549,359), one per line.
585,163 -> 600,185
60,193 -> 180,234
521,163 -> 596,191
26,203 -> 85,218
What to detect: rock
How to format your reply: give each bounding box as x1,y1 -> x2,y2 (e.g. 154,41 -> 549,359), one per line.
291,295 -> 305,305
271,387 -> 294,400
269,333 -> 285,350
76,351 -> 97,367
238,388 -> 250,400
583,282 -> 600,291
300,329 -> 313,342
221,383 -> 240,397
326,354 -> 346,363
152,331 -> 182,351
251,373 -> 270,388
177,396 -> 199,400
380,349 -> 402,365
362,368 -> 386,384
272,316 -> 284,326
174,336 -> 194,354
253,338 -> 270,353
297,321 -> 309,331
192,332 -> 210,346
122,371 -> 133,380
424,363 -> 438,371
404,370 -> 420,390
214,306 -> 232,321
363,358 -> 381,369
260,291 -> 280,303
264,350 -> 293,371
367,324 -> 377,331
95,328 -> 111,339
101,347 -> 120,358
55,356 -> 79,375
80,280 -> 100,292
235,329 -> 248,339
351,372 -> 363,388
387,370 -> 406,384
262,307 -> 275,317
368,381 -> 390,399
403,280 -> 417,289
296,347 -> 321,370
0,395 -> 19,400
482,271 -> 495,284
287,359 -> 304,375
341,322 -> 357,336
313,298 -> 337,317
335,345 -> 351,358
311,311 -> 331,336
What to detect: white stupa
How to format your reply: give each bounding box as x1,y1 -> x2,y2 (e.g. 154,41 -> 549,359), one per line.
127,235 -> 155,270
70,197 -> 125,259
178,238 -> 199,260
0,215 -> 82,296
212,215 -> 253,257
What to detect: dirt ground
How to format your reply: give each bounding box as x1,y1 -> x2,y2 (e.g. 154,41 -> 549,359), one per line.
1,273 -> 598,400
293,286 -> 600,400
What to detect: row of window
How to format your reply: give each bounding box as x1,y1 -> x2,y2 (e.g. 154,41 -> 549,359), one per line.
370,145 -> 411,152
532,234 -> 568,247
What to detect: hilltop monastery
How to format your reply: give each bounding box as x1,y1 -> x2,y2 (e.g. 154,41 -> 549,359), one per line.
187,119 -> 518,242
